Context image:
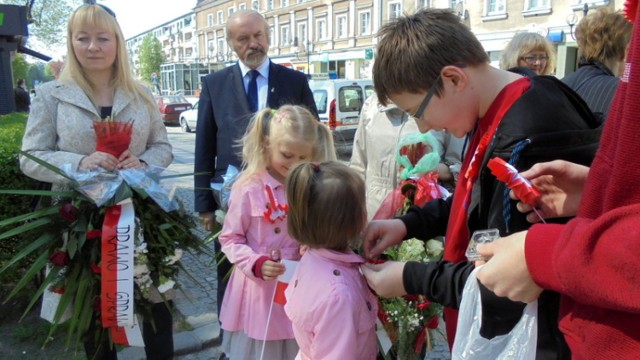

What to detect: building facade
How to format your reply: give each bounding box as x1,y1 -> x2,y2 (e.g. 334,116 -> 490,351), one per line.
126,0 -> 623,94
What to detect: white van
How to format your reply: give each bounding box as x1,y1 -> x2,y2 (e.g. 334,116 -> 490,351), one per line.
309,79 -> 374,142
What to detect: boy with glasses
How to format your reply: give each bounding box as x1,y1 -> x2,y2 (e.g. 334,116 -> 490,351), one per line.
361,8 -> 601,358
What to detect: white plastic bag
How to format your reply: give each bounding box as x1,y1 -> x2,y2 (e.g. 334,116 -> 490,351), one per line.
452,267 -> 538,360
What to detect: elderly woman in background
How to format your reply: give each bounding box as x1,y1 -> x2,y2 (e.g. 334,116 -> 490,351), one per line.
562,8 -> 632,121
500,32 -> 557,76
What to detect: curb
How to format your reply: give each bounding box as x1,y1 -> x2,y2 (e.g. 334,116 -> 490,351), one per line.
117,311 -> 221,359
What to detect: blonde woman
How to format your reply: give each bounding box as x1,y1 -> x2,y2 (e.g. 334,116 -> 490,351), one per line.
500,32 -> 556,75
20,3 -> 173,359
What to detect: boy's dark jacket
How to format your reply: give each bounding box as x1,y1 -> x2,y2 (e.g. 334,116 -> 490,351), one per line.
399,76 -> 602,359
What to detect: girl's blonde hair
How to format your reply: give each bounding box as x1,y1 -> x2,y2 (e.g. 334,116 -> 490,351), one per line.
59,4 -> 156,112
236,105 -> 336,185
500,32 -> 557,75
286,161 -> 366,251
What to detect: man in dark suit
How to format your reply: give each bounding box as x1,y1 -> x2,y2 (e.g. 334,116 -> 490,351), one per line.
194,10 -> 317,358
15,79 -> 31,113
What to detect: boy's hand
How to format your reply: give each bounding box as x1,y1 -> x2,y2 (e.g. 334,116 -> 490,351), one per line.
512,160 -> 589,223
361,261 -> 407,298
261,260 -> 285,280
363,219 -> 407,259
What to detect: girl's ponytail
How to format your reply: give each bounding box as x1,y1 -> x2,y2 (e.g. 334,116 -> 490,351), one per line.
314,123 -> 337,161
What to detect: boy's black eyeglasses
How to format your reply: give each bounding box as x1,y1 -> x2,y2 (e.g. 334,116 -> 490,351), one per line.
408,73 -> 442,122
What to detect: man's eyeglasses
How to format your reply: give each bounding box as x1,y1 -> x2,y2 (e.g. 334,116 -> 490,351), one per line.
520,55 -> 548,65
408,73 -> 442,122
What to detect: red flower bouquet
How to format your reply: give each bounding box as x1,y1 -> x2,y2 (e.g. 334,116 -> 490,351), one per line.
93,115 -> 133,157
374,131 -> 446,360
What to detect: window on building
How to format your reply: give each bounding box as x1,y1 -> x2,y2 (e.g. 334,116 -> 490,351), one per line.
217,10 -> 224,24
486,0 -> 506,15
239,3 -> 247,10
270,26 -> 275,47
282,0 -> 289,7
525,0 -> 550,10
217,39 -> 226,60
359,11 -> 371,35
316,19 -> 327,41
228,7 -> 235,17
252,1 -> 259,10
281,25 -> 290,46
298,23 -> 308,45
336,15 -> 347,38
207,14 -> 214,27
389,2 -> 402,20
450,0 -> 457,9
419,0 -> 431,9
267,0 -> 274,10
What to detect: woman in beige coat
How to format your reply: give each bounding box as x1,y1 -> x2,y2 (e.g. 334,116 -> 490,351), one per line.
20,4 -> 173,359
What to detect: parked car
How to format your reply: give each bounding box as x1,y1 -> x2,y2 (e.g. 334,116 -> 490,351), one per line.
155,95 -> 192,126
178,101 -> 198,133
309,79 -> 374,143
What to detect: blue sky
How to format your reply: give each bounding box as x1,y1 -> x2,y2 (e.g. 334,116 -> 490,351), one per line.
100,0 -> 196,39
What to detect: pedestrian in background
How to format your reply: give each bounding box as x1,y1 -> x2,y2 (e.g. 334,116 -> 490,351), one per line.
20,4 -> 174,359
14,78 -> 31,112
500,32 -> 556,75
562,7 -> 632,121
194,11 -> 317,360
218,105 -> 334,359
285,161 -> 378,360
350,92 -> 464,221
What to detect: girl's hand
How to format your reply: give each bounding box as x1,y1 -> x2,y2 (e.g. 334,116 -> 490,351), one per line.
117,150 -> 144,169
79,151 -> 119,171
261,260 -> 285,280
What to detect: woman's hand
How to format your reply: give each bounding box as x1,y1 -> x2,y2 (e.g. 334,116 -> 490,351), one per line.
261,260 -> 285,280
117,150 -> 145,169
79,151 -> 119,171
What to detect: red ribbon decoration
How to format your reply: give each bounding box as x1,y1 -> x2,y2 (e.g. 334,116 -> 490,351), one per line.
487,157 -> 540,205
263,184 -> 288,223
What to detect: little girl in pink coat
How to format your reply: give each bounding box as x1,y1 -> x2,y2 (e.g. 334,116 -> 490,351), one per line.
284,161 -> 379,360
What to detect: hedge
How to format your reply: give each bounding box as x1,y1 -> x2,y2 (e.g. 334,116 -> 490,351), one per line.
0,113 -> 39,284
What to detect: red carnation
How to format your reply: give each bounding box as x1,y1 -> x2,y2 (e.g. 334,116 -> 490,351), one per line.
92,297 -> 101,311
59,203 -> 79,223
426,316 -> 439,329
49,249 -> 70,267
91,263 -> 101,274
86,229 -> 102,240
50,286 -> 65,294
417,300 -> 432,310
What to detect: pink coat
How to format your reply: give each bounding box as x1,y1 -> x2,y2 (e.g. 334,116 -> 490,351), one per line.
219,170 -> 301,340
284,248 -> 378,360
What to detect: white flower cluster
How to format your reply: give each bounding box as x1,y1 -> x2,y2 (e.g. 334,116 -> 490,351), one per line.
133,224 -> 152,298
164,248 -> 183,266
214,209 -> 226,225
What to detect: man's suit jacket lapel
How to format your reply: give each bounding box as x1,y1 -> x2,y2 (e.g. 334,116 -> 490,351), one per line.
230,64 -> 252,113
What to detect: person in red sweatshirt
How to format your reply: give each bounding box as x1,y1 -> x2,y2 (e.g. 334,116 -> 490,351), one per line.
477,1 -> 640,358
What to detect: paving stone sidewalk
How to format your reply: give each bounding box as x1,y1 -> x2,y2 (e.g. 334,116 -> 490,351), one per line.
119,182 -> 450,360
